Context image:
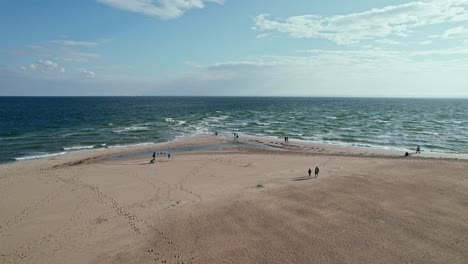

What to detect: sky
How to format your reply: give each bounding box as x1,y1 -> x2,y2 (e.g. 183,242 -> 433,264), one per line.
1,0 -> 468,97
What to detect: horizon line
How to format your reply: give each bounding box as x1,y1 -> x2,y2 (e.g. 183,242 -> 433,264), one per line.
1,95 -> 468,99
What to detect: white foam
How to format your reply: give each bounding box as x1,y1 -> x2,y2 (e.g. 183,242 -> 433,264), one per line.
108,142 -> 154,148
113,126 -> 149,133
256,122 -> 271,126
63,145 -> 94,151
15,152 -> 67,161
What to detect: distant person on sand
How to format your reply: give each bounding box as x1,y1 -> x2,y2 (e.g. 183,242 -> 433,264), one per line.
151,152 -> 156,163
315,167 -> 319,178
416,145 -> 421,153
308,168 -> 312,177
405,152 -> 409,157
167,153 -> 171,159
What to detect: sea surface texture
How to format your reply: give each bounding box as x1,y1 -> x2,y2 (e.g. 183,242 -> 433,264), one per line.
1,97 -> 467,163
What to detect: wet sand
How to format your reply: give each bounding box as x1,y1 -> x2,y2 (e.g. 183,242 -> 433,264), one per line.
1,135 -> 467,264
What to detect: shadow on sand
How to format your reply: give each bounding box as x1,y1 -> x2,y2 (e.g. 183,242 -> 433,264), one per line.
292,176 -> 314,182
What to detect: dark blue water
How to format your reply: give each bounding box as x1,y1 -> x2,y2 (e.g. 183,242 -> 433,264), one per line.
1,97 -> 467,163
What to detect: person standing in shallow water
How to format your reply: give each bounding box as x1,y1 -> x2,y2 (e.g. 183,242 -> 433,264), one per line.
315,167 -> 319,178
308,168 -> 312,177
416,145 -> 421,153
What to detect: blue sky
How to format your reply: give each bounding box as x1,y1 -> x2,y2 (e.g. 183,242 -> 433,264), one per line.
1,0 -> 468,97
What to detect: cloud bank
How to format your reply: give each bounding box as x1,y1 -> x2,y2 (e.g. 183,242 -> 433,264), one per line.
97,0 -> 225,19
254,0 -> 468,45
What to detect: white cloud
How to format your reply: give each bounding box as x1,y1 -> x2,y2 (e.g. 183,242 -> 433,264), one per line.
419,40 -> 433,45
256,33 -> 271,39
375,39 -> 401,45
410,47 -> 468,56
81,69 -> 96,78
436,26 -> 468,39
253,0 -> 468,45
56,48 -> 101,62
50,40 -> 99,47
23,60 -> 65,74
97,0 -> 225,19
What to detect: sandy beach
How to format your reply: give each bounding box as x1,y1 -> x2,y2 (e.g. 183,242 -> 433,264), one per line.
1,135 -> 467,264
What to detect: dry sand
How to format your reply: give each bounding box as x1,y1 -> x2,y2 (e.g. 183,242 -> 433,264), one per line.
1,135 -> 467,264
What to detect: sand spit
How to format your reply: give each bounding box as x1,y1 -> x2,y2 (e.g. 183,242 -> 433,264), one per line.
1,135 -> 467,264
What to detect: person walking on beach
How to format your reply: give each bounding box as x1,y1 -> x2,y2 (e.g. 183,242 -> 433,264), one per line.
151,152 -> 156,163
416,145 -> 421,154
308,168 -> 312,177
315,166 -> 319,178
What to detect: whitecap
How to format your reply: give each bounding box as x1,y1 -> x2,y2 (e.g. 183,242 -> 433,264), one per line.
256,122 -> 271,126
113,126 -> 149,133
63,145 -> 94,151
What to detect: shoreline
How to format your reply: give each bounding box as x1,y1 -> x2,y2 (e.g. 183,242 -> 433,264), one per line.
4,133 -> 468,166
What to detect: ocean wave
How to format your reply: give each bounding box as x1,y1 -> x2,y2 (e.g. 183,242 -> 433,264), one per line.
256,122 -> 271,126
204,116 -> 229,123
63,145 -> 94,151
165,118 -> 187,126
15,152 -> 67,161
375,120 -> 390,123
113,126 -> 149,133
326,116 -> 337,119
108,142 -> 154,148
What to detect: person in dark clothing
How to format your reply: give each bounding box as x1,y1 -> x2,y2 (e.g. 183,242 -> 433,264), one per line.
308,168 -> 312,177
416,145 -> 421,153
315,167 -> 319,178
150,152 -> 156,163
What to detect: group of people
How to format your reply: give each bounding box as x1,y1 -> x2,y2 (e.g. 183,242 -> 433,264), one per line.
308,167 -> 319,178
284,136 -> 289,142
233,133 -> 239,139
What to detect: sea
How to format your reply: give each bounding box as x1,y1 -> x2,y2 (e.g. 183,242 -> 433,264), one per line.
1,97 -> 467,163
